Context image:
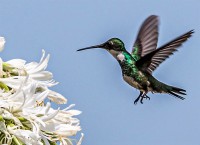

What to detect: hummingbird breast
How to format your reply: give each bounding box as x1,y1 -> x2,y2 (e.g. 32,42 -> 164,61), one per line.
123,75 -> 144,90
121,61 -> 151,92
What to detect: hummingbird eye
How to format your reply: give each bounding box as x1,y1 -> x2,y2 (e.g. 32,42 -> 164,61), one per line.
104,41 -> 113,49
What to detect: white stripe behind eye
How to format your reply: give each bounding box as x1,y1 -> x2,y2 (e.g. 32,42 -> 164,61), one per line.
117,53 -> 125,62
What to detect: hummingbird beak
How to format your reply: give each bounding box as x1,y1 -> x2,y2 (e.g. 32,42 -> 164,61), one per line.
77,43 -> 106,51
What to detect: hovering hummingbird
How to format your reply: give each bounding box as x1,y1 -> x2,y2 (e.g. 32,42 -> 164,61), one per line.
77,15 -> 194,104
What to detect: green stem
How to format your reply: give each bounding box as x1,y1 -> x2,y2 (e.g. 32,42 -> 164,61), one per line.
0,82 -> 9,92
17,117 -> 27,122
0,115 -> 4,121
0,132 -> 5,144
12,135 -> 23,145
2,62 -> 13,71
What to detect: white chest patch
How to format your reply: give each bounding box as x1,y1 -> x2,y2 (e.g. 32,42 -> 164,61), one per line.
117,53 -> 125,62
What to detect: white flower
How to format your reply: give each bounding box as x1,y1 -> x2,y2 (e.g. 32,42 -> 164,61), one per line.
0,50 -> 67,104
7,126 -> 43,145
5,50 -> 53,82
0,40 -> 83,145
0,73 -> 82,145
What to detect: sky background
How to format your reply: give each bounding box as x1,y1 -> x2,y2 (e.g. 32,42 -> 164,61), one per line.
0,1 -> 200,145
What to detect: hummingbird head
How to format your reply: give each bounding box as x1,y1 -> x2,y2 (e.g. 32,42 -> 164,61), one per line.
77,38 -> 125,52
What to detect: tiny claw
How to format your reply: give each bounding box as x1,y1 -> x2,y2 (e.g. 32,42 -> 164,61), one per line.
134,98 -> 140,105
134,96 -> 141,105
140,97 -> 144,104
134,101 -> 137,105
144,95 -> 150,100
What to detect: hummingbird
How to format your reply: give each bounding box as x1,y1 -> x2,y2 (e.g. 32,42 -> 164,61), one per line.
77,15 -> 194,104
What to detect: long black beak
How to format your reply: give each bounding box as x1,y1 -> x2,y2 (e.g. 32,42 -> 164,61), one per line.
77,43 -> 105,51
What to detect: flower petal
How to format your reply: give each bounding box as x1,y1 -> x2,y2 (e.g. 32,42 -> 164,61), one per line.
6,59 -> 26,68
0,37 -> 5,52
48,90 -> 67,104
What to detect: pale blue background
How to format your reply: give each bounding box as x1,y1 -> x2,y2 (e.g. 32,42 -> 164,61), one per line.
0,1 -> 200,145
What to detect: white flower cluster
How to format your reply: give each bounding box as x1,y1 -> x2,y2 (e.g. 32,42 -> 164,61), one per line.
0,38 -> 83,145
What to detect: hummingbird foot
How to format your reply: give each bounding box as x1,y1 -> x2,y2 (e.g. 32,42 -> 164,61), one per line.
144,94 -> 150,100
140,94 -> 150,104
134,92 -> 150,105
134,97 -> 140,105
140,95 -> 144,104
134,91 -> 143,105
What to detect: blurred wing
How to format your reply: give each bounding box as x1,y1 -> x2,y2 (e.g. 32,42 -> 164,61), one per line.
136,30 -> 194,74
131,15 -> 159,60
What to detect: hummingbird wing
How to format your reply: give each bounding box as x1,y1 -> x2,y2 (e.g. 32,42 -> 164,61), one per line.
131,15 -> 159,60
136,30 -> 194,74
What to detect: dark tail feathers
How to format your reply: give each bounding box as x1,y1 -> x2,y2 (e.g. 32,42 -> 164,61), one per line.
167,86 -> 186,100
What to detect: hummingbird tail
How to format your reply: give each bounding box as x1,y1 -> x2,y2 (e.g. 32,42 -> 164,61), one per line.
167,86 -> 186,100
